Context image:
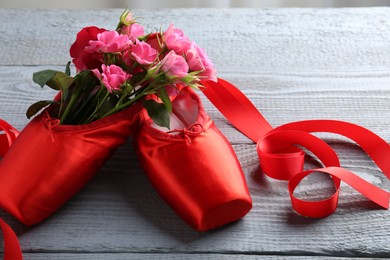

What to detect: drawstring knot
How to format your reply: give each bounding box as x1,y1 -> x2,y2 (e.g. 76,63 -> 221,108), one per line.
41,111 -> 60,141
167,123 -> 204,144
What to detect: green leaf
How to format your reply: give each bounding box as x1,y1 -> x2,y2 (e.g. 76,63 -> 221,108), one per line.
47,72 -> 73,91
143,99 -> 170,129
26,100 -> 55,119
158,87 -> 172,113
33,70 -> 59,88
65,61 -> 71,76
74,70 -> 96,90
32,70 -> 73,91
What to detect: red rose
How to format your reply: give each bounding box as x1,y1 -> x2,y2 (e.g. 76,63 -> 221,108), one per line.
70,26 -> 107,72
145,33 -> 163,53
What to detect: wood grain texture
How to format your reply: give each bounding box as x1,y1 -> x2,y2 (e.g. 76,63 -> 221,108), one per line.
0,8 -> 389,260
1,8 -> 390,72
19,253 -> 371,260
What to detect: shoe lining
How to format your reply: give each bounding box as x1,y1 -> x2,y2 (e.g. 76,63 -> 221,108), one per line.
151,91 -> 199,133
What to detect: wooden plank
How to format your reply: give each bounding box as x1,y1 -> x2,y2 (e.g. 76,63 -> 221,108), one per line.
20,253 -> 371,260
1,8 -> 390,74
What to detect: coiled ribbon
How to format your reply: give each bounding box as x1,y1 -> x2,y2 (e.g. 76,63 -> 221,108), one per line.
201,78 -> 390,218
0,119 -> 22,260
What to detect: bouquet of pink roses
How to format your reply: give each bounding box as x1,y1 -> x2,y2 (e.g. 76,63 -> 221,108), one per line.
27,9 -> 217,127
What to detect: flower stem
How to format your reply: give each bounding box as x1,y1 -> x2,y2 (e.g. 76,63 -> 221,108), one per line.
99,83 -> 154,119
60,93 -> 78,125
84,89 -> 110,123
116,84 -> 133,108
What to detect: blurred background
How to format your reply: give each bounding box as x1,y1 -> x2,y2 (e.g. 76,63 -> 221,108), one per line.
1,0 -> 390,8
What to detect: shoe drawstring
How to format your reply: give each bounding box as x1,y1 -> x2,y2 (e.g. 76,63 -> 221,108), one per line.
167,123 -> 204,144
41,111 -> 60,141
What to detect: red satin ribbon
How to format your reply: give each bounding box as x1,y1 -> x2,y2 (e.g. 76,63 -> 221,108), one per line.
0,119 -> 22,260
201,78 -> 390,218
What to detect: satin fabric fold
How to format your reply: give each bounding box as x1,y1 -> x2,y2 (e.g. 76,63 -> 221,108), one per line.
0,120 -> 19,156
0,119 -> 22,260
134,87 -> 252,231
0,105 -> 140,226
201,78 -> 390,218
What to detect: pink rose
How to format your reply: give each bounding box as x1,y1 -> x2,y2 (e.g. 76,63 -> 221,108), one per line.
121,23 -> 145,42
164,84 -> 181,97
92,64 -> 130,93
161,50 -> 189,78
122,50 -> 143,75
130,39 -> 157,65
186,42 -> 217,82
69,26 -> 107,72
163,24 -> 191,54
122,50 -> 144,75
122,49 -> 135,67
86,30 -> 129,54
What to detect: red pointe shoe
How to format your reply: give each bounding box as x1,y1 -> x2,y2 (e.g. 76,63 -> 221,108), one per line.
134,87 -> 252,231
0,105 -> 140,226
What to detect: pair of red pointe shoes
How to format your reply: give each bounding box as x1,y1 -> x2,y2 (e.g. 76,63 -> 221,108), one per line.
133,87 -> 252,231
0,86 -> 251,232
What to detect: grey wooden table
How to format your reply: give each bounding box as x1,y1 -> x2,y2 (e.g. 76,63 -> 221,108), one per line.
1,8 -> 390,260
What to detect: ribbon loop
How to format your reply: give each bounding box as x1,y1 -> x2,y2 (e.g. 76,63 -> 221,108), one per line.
258,129 -> 342,217
0,119 -> 19,158
201,78 -> 390,218
258,129 -> 340,180
0,219 -> 22,260
288,168 -> 341,218
0,120 -> 23,260
276,120 -> 390,177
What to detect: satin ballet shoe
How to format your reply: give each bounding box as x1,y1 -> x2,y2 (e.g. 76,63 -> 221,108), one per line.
134,87 -> 252,231
0,104 -> 141,226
